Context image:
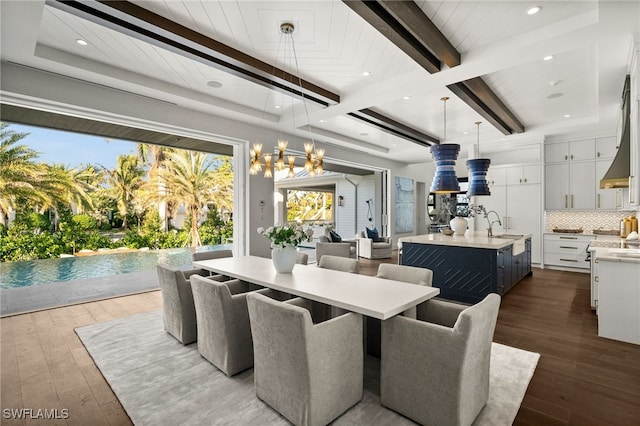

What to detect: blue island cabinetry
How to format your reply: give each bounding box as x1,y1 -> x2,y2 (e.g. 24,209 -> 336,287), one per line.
401,237 -> 532,304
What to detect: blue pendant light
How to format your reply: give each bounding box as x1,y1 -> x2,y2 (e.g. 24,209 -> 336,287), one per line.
430,97 -> 460,193
466,121 -> 491,196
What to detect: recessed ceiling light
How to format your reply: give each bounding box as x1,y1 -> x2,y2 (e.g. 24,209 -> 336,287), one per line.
403,96 -> 411,100
360,132 -> 369,136
206,80 -> 222,88
564,114 -> 571,118
547,93 -> 563,99
274,105 -> 281,109
362,71 -> 371,77
527,6 -> 541,15
319,119 -> 325,123
76,39 -> 88,46
543,55 -> 554,61
463,132 -> 468,135
549,80 -> 562,86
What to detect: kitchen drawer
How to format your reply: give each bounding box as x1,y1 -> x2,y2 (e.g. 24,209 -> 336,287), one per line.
543,252 -> 590,269
544,233 -> 592,243
544,239 -> 589,253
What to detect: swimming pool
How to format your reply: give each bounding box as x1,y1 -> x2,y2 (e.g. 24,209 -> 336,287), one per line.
0,245 -> 232,289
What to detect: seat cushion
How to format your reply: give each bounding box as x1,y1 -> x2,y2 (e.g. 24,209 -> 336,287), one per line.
372,241 -> 391,249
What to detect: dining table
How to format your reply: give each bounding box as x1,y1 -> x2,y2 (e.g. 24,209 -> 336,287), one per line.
193,255 -> 440,320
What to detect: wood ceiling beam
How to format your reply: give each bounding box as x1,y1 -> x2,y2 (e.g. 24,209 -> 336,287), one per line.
348,109 -> 438,147
342,0 -> 443,73
345,0 -> 524,136
376,1 -> 460,68
47,0 -> 340,107
447,78 -> 525,135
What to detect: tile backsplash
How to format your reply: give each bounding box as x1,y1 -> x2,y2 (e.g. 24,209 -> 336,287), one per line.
545,210 -> 636,233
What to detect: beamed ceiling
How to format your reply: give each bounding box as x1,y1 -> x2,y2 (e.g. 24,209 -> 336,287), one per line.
0,0 -> 638,165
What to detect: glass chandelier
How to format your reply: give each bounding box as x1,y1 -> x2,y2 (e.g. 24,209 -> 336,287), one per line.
249,22 -> 324,179
430,96 -> 461,193
466,121 -> 491,196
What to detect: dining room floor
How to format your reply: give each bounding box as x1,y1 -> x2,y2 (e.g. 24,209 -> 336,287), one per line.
1,254 -> 638,425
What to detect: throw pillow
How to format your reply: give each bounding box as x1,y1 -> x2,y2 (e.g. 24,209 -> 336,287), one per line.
329,230 -> 342,243
366,227 -> 382,242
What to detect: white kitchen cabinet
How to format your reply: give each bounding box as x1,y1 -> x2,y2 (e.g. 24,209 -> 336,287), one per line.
630,46 -> 639,207
597,258 -> 640,345
475,169 -> 541,264
595,160 -> 618,209
595,136 -> 618,159
506,164 -> 541,186
487,166 -> 507,187
545,140 -> 595,163
543,233 -> 591,270
545,162 -> 595,210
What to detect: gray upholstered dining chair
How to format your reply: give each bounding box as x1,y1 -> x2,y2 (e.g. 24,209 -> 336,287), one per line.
296,251 -> 309,265
156,263 -> 209,345
376,263 -> 433,318
189,275 -> 257,376
247,292 -> 363,426
192,249 -> 234,280
192,249 -> 233,262
380,293 -> 501,426
317,255 -> 359,274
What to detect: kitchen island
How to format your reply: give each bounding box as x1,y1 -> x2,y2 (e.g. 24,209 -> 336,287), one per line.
399,232 -> 532,303
591,248 -> 640,345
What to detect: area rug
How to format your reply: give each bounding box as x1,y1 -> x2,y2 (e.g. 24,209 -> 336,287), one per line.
76,310 -> 539,425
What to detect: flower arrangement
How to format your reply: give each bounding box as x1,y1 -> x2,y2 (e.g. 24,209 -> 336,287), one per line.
257,225 -> 314,248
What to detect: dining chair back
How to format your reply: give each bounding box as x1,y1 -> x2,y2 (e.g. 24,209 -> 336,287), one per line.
247,292 -> 363,426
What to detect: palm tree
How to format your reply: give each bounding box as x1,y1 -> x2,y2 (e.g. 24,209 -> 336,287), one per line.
44,163 -> 100,214
105,154 -> 146,229
158,150 -> 222,246
0,123 -> 49,226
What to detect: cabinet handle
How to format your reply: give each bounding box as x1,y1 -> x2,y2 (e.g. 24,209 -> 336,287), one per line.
597,194 -> 600,209
524,178 -> 527,183
564,155 -> 568,160
630,176 -> 635,204
560,258 -> 578,262
570,154 -> 574,160
502,217 -> 507,230
565,194 -> 568,208
560,236 -> 578,239
597,152 -> 601,158
519,178 -> 522,183
559,246 -> 578,249
571,194 -> 574,209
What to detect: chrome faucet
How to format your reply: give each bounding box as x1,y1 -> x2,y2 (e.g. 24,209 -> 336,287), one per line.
485,210 -> 502,237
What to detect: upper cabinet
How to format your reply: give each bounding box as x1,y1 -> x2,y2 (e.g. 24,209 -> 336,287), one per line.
545,139 -> 595,163
595,136 -> 618,159
506,164 -> 541,186
630,44 -> 640,207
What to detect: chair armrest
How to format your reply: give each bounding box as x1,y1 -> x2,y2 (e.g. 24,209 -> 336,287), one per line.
255,288 -> 292,301
226,279 -> 252,295
416,299 -> 467,328
182,268 -> 209,279
382,315 -> 461,358
311,312 -> 364,376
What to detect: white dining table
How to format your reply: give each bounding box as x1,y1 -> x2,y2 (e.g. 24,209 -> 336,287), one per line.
193,255 -> 439,320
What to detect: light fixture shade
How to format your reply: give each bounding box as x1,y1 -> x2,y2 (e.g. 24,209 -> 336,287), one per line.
430,143 -> 461,193
466,158 -> 491,196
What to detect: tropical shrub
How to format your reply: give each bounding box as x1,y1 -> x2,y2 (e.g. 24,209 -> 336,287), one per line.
72,214 -> 98,231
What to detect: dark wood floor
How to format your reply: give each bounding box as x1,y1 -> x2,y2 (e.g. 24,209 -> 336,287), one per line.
1,256 -> 639,425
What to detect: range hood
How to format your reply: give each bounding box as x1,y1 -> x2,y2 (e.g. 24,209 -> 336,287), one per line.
600,75 -> 631,189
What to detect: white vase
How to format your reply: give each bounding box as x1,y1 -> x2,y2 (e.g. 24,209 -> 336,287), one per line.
450,217 -> 468,236
271,245 -> 298,273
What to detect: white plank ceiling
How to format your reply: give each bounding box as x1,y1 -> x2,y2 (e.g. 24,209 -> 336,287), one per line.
1,0 -> 638,163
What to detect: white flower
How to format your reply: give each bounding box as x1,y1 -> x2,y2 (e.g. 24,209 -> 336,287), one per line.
257,227 -> 264,235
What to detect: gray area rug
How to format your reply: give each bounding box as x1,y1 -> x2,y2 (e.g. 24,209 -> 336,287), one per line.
76,310 -> 539,426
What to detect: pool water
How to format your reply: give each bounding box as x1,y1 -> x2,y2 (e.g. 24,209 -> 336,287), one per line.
0,245 -> 231,289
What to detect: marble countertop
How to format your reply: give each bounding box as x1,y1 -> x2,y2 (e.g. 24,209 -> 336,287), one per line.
591,247 -> 640,264
398,232 -> 533,250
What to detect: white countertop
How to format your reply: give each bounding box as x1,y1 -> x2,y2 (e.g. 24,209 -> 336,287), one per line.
592,247 -> 640,264
398,232 -> 533,250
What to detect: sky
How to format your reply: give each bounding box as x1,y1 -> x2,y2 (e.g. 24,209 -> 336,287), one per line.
7,123 -> 139,170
